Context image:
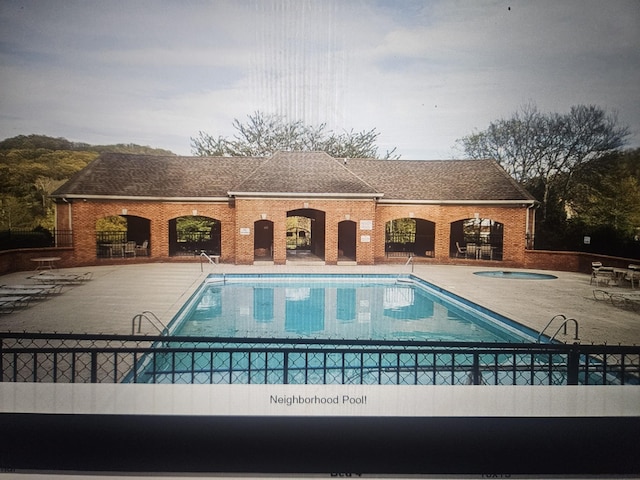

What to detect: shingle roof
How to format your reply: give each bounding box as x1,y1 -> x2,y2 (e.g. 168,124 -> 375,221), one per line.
230,151 -> 378,195
52,154 -> 264,198
345,158 -> 534,201
52,151 -> 535,202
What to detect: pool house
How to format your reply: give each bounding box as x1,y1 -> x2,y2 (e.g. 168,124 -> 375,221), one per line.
51,151 -> 537,266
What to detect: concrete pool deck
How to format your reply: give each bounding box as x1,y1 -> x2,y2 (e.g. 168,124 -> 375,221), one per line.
1,262 -> 639,345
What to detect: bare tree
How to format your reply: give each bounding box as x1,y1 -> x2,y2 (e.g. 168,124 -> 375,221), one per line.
191,111 -> 399,159
456,104 -> 630,220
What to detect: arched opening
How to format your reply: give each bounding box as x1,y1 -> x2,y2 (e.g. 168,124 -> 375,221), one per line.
254,219 -> 274,260
450,217 -> 503,260
385,218 -> 435,258
338,220 -> 357,261
168,216 -> 220,257
286,208 -> 326,261
95,215 -> 150,258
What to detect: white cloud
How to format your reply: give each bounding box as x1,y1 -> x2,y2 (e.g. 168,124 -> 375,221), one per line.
0,0 -> 638,158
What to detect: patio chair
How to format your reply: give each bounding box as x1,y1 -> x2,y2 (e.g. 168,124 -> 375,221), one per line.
455,242 -> 466,258
465,242 -> 477,259
124,241 -> 137,257
590,262 -> 615,286
479,244 -> 493,260
135,240 -> 149,256
626,264 -> 640,289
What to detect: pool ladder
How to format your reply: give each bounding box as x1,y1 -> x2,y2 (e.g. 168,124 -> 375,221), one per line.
537,314 -> 579,343
132,310 -> 169,335
405,253 -> 414,272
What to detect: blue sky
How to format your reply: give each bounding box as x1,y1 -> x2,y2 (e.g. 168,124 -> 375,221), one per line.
1,0 -> 638,159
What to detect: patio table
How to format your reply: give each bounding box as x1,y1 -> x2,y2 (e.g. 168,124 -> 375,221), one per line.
30,257 -> 61,270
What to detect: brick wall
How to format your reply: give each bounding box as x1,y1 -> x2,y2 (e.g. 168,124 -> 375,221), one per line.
234,198 -> 377,265
374,204 -> 529,264
524,250 -> 640,274
56,198 -> 532,266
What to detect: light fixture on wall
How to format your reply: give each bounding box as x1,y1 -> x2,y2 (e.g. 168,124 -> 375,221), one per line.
261,213 -> 267,220
192,209 -> 198,216
121,208 -> 127,215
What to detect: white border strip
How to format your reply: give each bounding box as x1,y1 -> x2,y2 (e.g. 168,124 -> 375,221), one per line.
2,384 -> 639,417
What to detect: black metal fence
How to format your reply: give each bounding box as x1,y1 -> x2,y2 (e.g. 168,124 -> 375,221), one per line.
2,333 -> 639,385
0,228 -> 73,250
172,231 -> 220,256
96,230 -> 128,258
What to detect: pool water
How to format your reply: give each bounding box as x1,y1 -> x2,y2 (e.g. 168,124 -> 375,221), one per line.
168,274 -> 538,343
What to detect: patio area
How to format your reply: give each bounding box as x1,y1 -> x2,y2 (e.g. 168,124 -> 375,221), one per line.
1,262 -> 639,345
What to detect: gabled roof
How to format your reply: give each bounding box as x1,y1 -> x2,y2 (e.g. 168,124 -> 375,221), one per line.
345,158 -> 534,202
52,151 -> 535,203
229,151 -> 379,197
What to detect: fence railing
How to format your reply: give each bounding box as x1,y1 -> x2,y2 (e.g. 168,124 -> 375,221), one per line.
2,333 -> 639,385
0,228 -> 73,250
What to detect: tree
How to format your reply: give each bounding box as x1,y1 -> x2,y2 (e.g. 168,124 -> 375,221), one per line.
191,111 -> 400,159
0,134 -> 177,229
456,104 -> 630,224
565,149 -> 640,257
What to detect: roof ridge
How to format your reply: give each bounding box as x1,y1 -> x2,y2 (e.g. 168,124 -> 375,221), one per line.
228,155 -> 271,192
486,158 -> 536,200
337,158 -> 382,195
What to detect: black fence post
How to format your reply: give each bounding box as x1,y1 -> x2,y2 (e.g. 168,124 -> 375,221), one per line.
567,343 -> 580,385
472,353 -> 481,385
91,351 -> 98,383
283,351 -> 289,384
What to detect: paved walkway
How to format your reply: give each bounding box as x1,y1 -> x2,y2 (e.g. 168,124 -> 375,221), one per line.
1,262 -> 639,344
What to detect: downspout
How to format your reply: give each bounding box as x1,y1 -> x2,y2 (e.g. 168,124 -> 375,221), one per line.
525,203 -> 536,250
62,198 -> 72,231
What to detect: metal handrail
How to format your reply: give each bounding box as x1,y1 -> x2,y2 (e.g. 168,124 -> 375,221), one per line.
131,311 -> 168,335
537,314 -> 579,343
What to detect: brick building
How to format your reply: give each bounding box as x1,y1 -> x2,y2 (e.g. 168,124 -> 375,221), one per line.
51,151 -> 537,266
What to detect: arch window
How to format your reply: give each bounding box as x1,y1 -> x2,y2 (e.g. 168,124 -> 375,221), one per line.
450,218 -> 503,260
385,218 -> 435,258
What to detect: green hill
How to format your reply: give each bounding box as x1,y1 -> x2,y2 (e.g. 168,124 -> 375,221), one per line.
0,134 -> 175,230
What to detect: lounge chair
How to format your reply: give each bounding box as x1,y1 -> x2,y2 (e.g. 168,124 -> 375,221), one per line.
455,242 -> 466,258
0,284 -> 63,296
27,271 -> 93,285
0,287 -> 46,299
593,289 -> 640,312
0,296 -> 31,313
590,262 -> 615,286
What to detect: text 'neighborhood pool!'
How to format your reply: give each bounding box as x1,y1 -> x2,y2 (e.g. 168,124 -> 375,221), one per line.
168,274 -> 538,343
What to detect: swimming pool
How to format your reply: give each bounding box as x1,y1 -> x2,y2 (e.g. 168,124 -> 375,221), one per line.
167,274 -> 539,343
126,275 -> 638,385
